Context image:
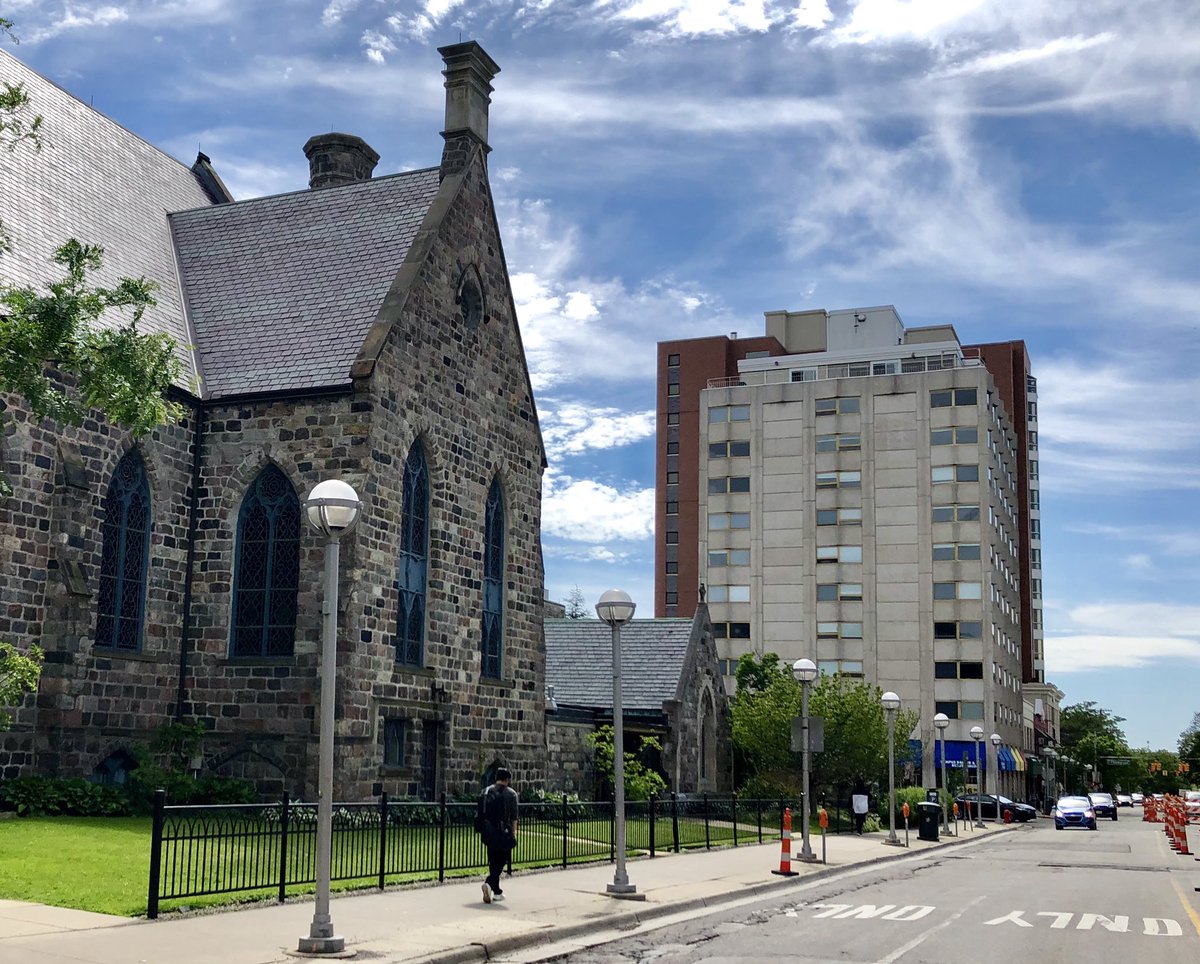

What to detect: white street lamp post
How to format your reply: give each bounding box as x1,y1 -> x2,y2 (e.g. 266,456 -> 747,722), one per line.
990,733 -> 1002,821
969,725 -> 985,827
792,659 -> 818,862
1043,747 -> 1057,813
933,712 -> 949,833
297,479 -> 361,956
596,589 -> 642,900
881,692 -> 901,846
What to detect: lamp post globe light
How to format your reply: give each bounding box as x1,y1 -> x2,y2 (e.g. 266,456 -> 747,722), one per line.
969,725 -> 985,828
596,590 -> 643,900
933,712 -> 950,832
881,691 -> 901,846
297,479 -> 361,956
990,733 -> 1002,821
791,658 -> 819,862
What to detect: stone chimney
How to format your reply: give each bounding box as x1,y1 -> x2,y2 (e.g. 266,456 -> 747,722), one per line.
438,41 -> 500,179
303,132 -> 380,190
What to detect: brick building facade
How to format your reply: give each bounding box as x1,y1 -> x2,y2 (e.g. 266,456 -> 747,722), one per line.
0,42 -> 548,801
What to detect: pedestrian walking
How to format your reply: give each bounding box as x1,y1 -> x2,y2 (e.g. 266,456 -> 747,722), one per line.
476,767 -> 519,903
851,779 -> 869,835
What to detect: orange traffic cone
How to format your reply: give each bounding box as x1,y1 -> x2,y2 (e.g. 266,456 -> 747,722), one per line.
772,806 -> 799,876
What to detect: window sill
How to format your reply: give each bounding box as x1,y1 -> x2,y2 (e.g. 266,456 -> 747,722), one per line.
478,676 -> 511,689
394,664 -> 434,676
90,648 -> 158,663
222,656 -> 296,666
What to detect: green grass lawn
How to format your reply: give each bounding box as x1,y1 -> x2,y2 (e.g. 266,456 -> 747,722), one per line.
0,811 -> 782,918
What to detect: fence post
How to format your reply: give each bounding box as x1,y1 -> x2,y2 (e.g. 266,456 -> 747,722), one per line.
377,791 -> 389,891
146,789 -> 165,920
778,799 -> 785,838
649,794 -> 657,858
277,791 -> 290,905
438,793 -> 447,884
732,793 -> 738,848
757,797 -> 763,844
561,792 -> 569,869
704,792 -> 711,850
671,791 -> 680,853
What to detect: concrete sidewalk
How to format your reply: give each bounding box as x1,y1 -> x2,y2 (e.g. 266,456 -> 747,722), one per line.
0,821 -> 1013,964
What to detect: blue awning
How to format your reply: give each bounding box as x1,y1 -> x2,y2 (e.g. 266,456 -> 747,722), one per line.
998,746 -> 1015,771
934,740 -> 982,769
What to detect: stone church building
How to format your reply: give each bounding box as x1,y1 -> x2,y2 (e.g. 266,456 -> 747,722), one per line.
0,41 -> 548,801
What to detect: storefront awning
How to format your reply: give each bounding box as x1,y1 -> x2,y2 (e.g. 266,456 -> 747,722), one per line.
934,740 -> 982,768
998,746 -> 1015,771
1011,748 -> 1026,772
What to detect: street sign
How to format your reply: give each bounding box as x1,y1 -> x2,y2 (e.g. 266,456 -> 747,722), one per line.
1103,757 -> 1131,766
790,716 -> 825,752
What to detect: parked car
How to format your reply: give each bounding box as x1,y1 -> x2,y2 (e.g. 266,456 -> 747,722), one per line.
953,793 -> 1038,822
1054,795 -> 1098,831
1184,790 -> 1200,820
1088,792 -> 1119,820
1130,792 -> 1144,805
1116,793 -> 1133,807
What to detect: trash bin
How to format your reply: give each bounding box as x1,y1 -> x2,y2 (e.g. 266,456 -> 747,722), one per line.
917,801 -> 940,842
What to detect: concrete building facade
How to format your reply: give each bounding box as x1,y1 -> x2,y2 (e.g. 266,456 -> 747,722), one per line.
657,307 -> 1053,796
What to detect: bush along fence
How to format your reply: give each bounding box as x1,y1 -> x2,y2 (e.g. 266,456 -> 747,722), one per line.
146,790 -> 794,919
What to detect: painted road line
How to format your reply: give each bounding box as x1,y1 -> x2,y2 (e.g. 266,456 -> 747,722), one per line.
1169,876 -> 1200,938
874,895 -> 985,964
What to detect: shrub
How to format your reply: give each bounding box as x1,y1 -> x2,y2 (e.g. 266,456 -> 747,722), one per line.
0,776 -> 131,816
879,786 -> 930,824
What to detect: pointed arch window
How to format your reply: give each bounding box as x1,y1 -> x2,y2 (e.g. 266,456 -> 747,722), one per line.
95,450 -> 151,652
396,441 -> 429,666
231,465 -> 301,658
481,476 -> 504,679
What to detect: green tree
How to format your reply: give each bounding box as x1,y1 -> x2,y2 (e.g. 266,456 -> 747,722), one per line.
1179,712 -> 1200,763
730,654 -> 919,797
586,725 -> 667,801
563,585 -> 589,619
0,640 -> 42,730
1059,701 -> 1130,788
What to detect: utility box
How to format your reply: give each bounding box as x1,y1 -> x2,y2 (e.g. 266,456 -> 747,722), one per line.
917,801 -> 940,842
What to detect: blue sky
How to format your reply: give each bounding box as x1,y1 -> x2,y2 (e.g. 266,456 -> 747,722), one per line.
6,0 -> 1199,751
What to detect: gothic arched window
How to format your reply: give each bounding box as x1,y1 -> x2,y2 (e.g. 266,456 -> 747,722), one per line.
481,476 -> 504,679
95,450 -> 152,652
396,441 -> 429,666
231,465 -> 301,658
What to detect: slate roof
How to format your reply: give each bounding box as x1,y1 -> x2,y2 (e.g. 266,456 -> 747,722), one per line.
544,618 -> 695,713
169,168 -> 441,399
0,49 -> 216,387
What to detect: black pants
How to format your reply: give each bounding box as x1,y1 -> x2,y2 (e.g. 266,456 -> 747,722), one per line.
486,845 -> 510,892
854,812 -> 866,835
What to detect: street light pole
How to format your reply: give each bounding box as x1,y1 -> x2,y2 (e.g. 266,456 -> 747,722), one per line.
990,733 -> 1002,821
933,713 -> 949,833
596,589 -> 642,900
969,725 -> 985,827
881,692 -> 901,846
298,479 -> 361,957
1043,747 -> 1057,813
792,659 -> 818,861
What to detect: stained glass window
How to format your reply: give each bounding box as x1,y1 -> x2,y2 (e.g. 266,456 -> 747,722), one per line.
231,465 -> 300,658
481,476 -> 504,679
95,450 -> 151,652
396,441 -> 428,666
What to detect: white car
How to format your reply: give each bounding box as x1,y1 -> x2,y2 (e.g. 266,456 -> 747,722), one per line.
1116,793 -> 1133,807
1131,792 -> 1144,805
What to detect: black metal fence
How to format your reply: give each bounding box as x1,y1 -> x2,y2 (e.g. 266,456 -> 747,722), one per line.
146,790 -> 792,918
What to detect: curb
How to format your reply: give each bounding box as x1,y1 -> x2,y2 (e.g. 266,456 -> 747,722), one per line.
410,825 -> 1019,964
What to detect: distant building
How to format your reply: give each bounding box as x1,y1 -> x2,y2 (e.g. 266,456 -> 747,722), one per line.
0,42 -> 547,800
544,607 -> 732,797
655,306 -> 1049,795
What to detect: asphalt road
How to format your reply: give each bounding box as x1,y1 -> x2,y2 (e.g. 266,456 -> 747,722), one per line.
536,811 -> 1200,963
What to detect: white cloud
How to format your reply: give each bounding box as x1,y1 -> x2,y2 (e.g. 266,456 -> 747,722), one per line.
362,29 -> 397,64
937,33 -> 1114,79
541,403 -> 656,459
1046,635 -> 1200,673
27,4 -> 129,41
321,0 -> 361,27
1046,600 -> 1200,672
541,475 -> 655,543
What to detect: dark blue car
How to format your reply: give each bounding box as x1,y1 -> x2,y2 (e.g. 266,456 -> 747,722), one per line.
1054,795 -> 1098,831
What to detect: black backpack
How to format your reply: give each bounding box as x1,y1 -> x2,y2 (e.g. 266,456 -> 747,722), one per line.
474,789 -> 488,835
